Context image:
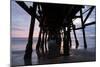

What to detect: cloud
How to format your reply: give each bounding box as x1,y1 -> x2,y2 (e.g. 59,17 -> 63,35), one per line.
11,30 -> 28,38
11,27 -> 24,31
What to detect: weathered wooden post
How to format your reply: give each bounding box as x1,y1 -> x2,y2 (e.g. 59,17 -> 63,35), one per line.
80,9 -> 87,49
24,3 -> 37,64
40,30 -> 45,55
44,31 -> 48,54
63,18 -> 71,56
16,1 -> 37,64
36,28 -> 42,58
72,24 -> 79,49
69,29 -> 72,48
80,6 -> 94,49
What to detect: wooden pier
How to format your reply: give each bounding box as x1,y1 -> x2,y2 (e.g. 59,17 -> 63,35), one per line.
16,1 -> 95,65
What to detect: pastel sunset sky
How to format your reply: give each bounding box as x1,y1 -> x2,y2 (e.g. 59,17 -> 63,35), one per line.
11,1 -> 96,38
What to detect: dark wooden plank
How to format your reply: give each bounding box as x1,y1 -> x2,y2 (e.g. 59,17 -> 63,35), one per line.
75,21 -> 95,30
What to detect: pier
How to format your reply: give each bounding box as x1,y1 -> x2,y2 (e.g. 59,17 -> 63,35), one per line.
16,1 -> 95,65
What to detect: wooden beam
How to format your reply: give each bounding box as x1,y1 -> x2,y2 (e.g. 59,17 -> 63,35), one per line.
73,16 -> 81,19
72,23 -> 79,49
24,3 -> 37,65
82,7 -> 91,14
75,21 -> 95,30
80,9 -> 87,49
83,6 -> 95,24
16,1 -> 31,15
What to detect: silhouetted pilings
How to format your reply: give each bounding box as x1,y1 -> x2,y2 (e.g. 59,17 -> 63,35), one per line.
44,32 -> 48,53
16,1 -> 95,64
80,9 -> 87,49
72,23 -> 79,49
63,18 -> 72,56
36,28 -> 42,58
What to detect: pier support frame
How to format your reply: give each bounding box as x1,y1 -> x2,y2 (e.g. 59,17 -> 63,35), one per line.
80,9 -> 87,49
24,3 -> 37,65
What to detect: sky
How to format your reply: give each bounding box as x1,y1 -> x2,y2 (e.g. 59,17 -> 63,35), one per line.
11,1 -> 96,38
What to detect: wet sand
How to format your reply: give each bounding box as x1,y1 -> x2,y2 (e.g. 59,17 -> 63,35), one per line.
11,48 -> 96,66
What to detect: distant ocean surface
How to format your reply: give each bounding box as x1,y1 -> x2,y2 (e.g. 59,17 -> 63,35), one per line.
11,36 -> 96,51
11,37 -> 38,51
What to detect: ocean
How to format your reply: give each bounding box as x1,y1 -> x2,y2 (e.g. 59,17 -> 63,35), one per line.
11,36 -> 96,66
11,36 -> 96,51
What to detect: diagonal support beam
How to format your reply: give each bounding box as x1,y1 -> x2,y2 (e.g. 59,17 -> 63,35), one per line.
83,6 -> 95,24
16,1 -> 31,15
22,2 -> 37,65
74,21 -> 95,30
16,1 -> 41,23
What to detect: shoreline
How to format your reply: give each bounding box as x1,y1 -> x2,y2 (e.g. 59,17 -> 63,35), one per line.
11,48 -> 96,66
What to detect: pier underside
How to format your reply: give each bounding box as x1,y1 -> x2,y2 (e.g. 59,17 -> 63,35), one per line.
15,1 -> 96,65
